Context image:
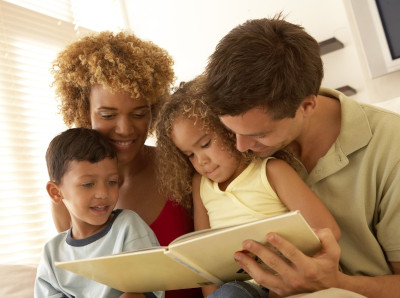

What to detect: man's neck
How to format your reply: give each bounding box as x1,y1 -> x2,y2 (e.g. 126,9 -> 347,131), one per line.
286,95 -> 342,173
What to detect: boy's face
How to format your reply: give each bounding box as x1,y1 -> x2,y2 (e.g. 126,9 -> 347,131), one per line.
56,158 -> 119,239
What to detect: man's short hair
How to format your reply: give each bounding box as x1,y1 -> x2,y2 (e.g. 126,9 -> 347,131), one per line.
205,15 -> 323,119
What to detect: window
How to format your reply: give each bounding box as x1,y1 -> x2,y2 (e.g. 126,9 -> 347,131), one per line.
0,0 -> 127,264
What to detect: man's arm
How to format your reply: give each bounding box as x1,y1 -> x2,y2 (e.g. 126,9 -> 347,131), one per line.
234,229 -> 400,298
339,264 -> 400,298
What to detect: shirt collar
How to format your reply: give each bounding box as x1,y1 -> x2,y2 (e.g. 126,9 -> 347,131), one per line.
303,88 -> 372,184
320,87 -> 372,155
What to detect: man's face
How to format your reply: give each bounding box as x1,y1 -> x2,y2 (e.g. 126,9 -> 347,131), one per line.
220,107 -> 303,157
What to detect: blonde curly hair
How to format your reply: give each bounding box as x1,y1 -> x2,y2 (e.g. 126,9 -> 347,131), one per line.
155,75 -> 244,209
51,31 -> 175,131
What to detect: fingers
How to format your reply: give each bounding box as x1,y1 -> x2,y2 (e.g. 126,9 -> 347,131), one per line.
234,243 -> 277,279
314,228 -> 341,260
264,232 -> 310,270
234,229 -> 342,296
234,237 -> 293,293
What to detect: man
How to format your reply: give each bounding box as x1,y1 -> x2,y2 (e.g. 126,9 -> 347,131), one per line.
205,15 -> 400,297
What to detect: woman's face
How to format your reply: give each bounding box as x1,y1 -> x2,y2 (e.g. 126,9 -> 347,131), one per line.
89,84 -> 151,165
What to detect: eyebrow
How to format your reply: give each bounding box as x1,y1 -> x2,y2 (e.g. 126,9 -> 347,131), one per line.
180,134 -> 209,155
97,105 -> 150,111
76,172 -> 119,179
219,121 -> 268,137
193,134 -> 209,146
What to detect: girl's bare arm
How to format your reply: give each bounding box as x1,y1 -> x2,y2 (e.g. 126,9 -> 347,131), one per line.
192,173 -> 219,297
266,159 -> 341,241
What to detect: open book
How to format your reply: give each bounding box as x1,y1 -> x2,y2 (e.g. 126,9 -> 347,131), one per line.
55,210 -> 321,292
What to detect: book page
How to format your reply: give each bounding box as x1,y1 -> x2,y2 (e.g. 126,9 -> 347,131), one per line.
56,248 -> 212,292
168,211 -> 320,282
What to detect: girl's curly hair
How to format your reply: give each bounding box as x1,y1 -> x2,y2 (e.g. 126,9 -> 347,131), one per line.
155,75 -> 244,209
51,31 -> 175,132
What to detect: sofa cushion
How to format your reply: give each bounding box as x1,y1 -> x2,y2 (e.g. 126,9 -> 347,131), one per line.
0,264 -> 37,298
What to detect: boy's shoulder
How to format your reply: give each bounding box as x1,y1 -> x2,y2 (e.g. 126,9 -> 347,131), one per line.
113,209 -> 159,247
42,229 -> 69,256
114,209 -> 143,222
113,209 -> 153,233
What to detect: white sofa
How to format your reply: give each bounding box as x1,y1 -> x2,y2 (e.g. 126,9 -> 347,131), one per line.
0,264 -> 37,298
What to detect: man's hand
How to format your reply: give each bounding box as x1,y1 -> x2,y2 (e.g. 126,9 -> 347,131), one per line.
234,228 -> 341,296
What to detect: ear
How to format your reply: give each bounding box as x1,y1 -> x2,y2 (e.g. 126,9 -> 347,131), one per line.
299,95 -> 317,117
46,181 -> 63,204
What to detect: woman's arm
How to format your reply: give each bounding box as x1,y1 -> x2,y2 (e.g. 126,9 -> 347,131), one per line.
51,200 -> 71,232
265,159 -> 341,241
192,173 -> 219,297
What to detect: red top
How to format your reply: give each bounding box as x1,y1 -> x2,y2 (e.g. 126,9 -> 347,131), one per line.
150,199 -> 193,246
150,199 -> 203,298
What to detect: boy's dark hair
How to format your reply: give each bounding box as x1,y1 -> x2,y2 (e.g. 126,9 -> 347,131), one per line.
205,14 -> 323,120
46,128 -> 117,184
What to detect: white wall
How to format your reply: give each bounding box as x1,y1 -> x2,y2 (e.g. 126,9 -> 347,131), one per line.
123,0 -> 400,104
342,0 -> 400,104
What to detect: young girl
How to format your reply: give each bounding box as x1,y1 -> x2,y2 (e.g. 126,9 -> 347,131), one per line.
155,75 -> 340,297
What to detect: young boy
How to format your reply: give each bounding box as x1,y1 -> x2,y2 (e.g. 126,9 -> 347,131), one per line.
34,128 -> 163,298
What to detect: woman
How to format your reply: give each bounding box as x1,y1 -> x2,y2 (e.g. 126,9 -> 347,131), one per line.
51,31 -> 202,298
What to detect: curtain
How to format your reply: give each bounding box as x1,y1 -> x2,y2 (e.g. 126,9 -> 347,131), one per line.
0,0 -> 127,264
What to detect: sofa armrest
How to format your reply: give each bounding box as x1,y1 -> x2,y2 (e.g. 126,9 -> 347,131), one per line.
0,264 -> 37,298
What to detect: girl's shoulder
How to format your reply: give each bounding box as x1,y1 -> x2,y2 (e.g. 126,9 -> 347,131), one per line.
264,157 -> 295,176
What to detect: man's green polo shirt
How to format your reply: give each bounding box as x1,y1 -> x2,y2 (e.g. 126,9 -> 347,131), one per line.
297,88 -> 400,276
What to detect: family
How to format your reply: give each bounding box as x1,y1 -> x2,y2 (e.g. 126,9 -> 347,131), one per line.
34,14 -> 400,298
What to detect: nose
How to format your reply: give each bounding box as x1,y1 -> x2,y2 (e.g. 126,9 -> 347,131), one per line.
236,134 -> 253,152
115,116 -> 134,136
196,152 -> 210,166
94,184 -> 108,200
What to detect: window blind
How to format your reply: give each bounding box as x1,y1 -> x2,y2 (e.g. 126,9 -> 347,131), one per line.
0,0 -> 126,264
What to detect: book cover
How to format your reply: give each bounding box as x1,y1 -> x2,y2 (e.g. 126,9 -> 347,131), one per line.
55,210 -> 321,292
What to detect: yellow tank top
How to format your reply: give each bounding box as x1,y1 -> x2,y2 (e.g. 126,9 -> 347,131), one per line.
200,158 -> 289,229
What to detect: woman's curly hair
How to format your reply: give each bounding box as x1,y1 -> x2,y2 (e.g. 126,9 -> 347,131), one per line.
155,75 -> 244,209
51,31 -> 175,132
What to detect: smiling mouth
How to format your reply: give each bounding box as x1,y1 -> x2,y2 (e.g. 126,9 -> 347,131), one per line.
115,140 -> 133,145
111,140 -> 134,148
206,166 -> 219,176
90,205 -> 109,211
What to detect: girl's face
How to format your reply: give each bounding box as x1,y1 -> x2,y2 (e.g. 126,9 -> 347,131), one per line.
58,158 -> 119,239
89,84 -> 151,165
171,117 -> 242,185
